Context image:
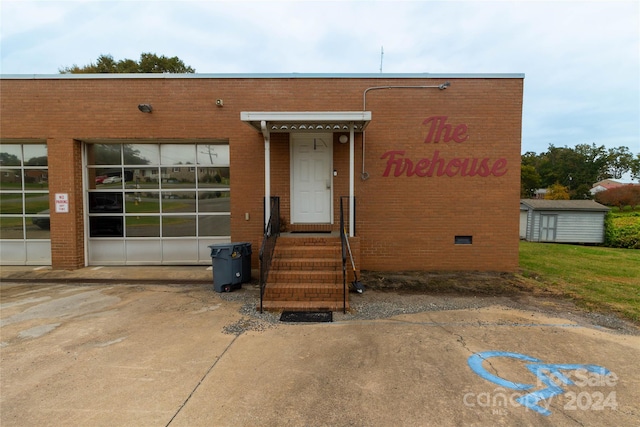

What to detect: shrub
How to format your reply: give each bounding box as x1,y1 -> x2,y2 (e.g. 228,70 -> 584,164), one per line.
604,212 -> 640,249
614,225 -> 640,249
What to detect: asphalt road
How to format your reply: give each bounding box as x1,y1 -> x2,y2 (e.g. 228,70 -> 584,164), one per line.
1,282 -> 638,426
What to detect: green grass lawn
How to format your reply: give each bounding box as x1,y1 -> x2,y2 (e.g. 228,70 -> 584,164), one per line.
519,241 -> 640,322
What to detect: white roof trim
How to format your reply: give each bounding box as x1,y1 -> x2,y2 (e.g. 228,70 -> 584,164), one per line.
2,73 -> 524,80
241,111 -> 372,133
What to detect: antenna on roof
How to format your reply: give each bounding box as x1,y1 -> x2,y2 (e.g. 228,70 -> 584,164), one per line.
379,46 -> 384,73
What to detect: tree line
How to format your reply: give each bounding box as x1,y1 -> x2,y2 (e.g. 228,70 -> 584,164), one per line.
521,143 -> 640,200
59,53 -> 195,74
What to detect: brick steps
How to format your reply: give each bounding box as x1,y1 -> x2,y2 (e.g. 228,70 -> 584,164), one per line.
277,236 -> 341,246
274,247 -> 341,258
263,282 -> 345,300
260,235 -> 349,312
260,300 -> 346,312
268,270 -> 342,283
271,258 -> 341,270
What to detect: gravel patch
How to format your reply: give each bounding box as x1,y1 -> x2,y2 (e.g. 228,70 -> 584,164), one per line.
218,284 -> 279,335
216,279 -> 639,336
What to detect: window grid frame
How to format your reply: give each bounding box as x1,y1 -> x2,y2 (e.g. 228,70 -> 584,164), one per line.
0,143 -> 50,240
86,142 -> 230,239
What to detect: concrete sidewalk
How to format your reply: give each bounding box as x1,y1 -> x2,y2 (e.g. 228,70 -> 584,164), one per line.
0,265 -> 216,285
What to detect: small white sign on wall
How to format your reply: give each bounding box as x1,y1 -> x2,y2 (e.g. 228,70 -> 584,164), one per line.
55,193 -> 69,213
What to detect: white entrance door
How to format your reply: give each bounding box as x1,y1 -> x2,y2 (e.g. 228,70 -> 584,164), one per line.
291,134 -> 332,224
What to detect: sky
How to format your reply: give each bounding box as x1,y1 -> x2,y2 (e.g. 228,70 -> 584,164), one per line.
1,0 -> 639,164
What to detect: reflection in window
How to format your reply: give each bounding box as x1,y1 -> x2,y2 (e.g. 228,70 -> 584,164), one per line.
126,216 -> 160,237
123,168 -> 159,188
1,194 -> 23,214
24,193 -> 49,214
0,144 -> 22,166
89,144 -> 122,165
162,216 -> 196,237
161,144 -> 195,165
161,167 -> 195,186
125,192 -> 160,213
87,142 -> 231,247
124,144 -> 159,165
0,143 -> 49,244
26,216 -> 51,239
89,193 -> 123,213
198,192 -> 230,212
23,169 -> 48,189
162,192 -> 196,213
90,217 -> 123,237
198,167 -> 230,187
0,217 -> 24,239
94,171 -> 126,188
93,169 -> 116,187
198,215 -> 231,236
23,145 -> 48,166
197,144 -> 229,166
0,173 -> 21,191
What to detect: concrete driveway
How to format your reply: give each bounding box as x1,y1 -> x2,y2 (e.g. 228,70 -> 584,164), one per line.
1,282 -> 639,426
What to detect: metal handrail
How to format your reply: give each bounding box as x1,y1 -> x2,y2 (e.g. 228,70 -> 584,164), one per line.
339,196 -> 356,314
339,198 -> 347,314
259,196 -> 280,313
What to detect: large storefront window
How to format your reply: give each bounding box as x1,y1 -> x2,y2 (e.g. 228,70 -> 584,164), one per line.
85,142 -> 230,265
0,143 -> 50,265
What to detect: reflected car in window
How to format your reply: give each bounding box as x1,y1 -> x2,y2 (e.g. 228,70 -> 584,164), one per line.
102,176 -> 122,184
32,209 -> 51,229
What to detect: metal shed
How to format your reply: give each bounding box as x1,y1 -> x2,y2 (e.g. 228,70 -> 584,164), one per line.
520,199 -> 610,244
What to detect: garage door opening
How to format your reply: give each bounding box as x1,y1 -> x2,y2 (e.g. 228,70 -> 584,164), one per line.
85,141 -> 230,265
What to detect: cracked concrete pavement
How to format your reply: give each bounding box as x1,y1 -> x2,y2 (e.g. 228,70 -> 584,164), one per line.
1,281 -> 639,426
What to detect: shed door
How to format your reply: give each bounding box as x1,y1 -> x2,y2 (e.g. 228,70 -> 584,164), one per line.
291,134 -> 332,224
540,214 -> 557,242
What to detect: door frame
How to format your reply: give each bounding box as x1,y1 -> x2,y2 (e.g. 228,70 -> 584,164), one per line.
539,213 -> 558,242
289,133 -> 333,224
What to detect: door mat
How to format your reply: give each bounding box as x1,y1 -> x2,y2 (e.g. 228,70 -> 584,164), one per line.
280,311 -> 333,323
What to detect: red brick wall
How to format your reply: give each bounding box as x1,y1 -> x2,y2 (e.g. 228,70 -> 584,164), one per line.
1,76 -> 523,271
358,80 -> 523,271
47,138 -> 85,269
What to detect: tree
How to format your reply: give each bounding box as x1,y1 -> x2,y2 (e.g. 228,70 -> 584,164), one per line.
59,53 -> 195,74
544,183 -> 570,200
0,152 -> 21,166
521,143 -> 639,200
629,153 -> 640,181
573,183 -> 592,200
606,146 -> 633,179
574,143 -> 609,183
521,151 -> 540,168
24,156 -> 48,166
535,145 -> 583,190
520,165 -> 541,198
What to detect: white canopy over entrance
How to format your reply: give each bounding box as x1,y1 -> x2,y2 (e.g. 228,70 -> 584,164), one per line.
240,112 -> 371,237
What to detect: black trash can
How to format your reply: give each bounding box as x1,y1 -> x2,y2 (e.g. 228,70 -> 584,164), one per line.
208,242 -> 252,292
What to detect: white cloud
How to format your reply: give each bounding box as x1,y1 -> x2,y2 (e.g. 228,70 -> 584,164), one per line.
0,0 -> 638,155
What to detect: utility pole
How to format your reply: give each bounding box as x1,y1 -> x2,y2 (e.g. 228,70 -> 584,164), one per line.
379,46 -> 384,73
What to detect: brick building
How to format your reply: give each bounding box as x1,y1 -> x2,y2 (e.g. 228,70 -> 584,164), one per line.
1,73 -> 523,300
